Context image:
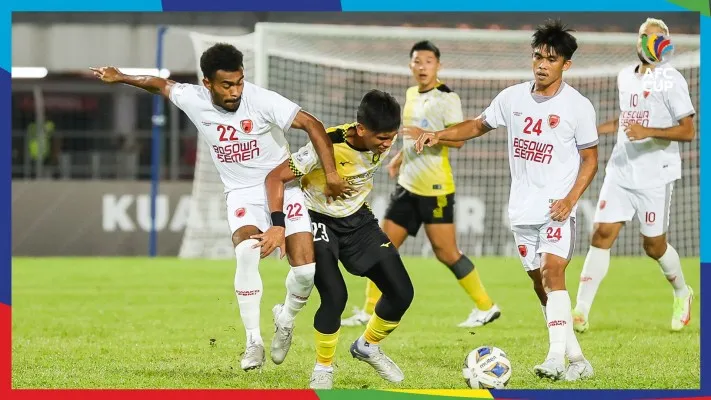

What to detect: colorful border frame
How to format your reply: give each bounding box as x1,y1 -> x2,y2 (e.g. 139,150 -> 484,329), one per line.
2,0 -> 708,399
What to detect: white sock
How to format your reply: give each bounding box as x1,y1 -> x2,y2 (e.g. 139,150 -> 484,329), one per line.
541,305 -> 547,324
545,290 -> 571,364
565,319 -> 584,362
575,246 -> 610,318
234,239 -> 263,345
657,244 -> 689,297
278,263 -> 316,328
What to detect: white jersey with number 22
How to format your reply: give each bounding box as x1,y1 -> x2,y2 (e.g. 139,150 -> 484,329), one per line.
482,81 -> 599,226
169,80 -> 301,193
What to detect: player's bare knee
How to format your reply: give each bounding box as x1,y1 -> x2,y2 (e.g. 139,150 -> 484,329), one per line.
286,232 -> 315,266
642,236 -> 667,260
433,247 -> 461,267
232,226 -> 260,247
591,223 -> 620,249
540,262 -> 566,291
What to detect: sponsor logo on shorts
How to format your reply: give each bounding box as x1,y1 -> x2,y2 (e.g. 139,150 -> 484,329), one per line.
235,208 -> 246,218
518,245 -> 528,257
381,242 -> 392,248
599,200 -> 606,210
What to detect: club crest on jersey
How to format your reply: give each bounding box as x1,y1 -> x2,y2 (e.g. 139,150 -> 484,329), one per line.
518,245 -> 528,257
235,208 -> 246,218
548,114 -> 560,129
240,119 -> 253,133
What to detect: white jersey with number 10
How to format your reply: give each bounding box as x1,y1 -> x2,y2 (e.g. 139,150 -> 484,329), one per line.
482,81 -> 599,226
169,80 -> 301,193
606,63 -> 695,190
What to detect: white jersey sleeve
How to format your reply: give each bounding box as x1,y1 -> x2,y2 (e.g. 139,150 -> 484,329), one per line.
255,88 -> 302,132
482,88 -> 511,129
664,70 -> 695,120
443,93 -> 465,127
169,82 -> 201,111
290,142 -> 320,176
575,97 -> 599,149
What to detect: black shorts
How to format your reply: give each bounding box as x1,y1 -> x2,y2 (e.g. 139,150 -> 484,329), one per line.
384,184 -> 455,236
309,205 -> 400,276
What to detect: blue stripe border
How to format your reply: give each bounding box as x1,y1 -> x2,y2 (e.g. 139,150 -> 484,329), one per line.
2,1 -> 704,399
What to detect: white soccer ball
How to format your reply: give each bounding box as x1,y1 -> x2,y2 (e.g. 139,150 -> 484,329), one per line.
462,346 -> 512,389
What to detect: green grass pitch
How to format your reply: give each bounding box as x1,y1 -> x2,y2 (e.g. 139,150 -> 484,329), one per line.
11,256 -> 700,389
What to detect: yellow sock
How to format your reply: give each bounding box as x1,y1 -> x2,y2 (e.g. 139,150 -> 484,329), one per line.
363,279 -> 381,315
458,269 -> 494,311
315,329 -> 340,366
363,313 -> 400,345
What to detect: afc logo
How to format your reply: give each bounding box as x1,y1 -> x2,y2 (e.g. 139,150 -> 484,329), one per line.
641,68 -> 675,93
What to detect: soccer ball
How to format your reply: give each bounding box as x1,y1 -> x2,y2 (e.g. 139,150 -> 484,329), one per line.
462,346 -> 512,389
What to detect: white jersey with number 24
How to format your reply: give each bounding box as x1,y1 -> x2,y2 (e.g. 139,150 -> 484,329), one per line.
482,81 -> 599,226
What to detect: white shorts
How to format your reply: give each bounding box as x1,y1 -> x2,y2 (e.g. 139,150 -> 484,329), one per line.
511,217 -> 577,272
594,178 -> 673,238
225,183 -> 312,237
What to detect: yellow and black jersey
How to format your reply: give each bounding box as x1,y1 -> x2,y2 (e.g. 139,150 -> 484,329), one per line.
399,82 -> 464,197
289,122 -> 393,218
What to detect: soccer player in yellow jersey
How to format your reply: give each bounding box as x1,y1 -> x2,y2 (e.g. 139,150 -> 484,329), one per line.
341,41 -> 501,329
257,90 -> 412,389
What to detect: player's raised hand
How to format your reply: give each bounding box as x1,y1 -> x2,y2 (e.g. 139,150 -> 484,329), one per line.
624,123 -> 650,142
549,198 -> 573,222
251,227 -> 287,259
89,66 -> 124,83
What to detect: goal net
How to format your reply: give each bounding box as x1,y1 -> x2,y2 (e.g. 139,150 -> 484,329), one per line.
177,23 -> 701,260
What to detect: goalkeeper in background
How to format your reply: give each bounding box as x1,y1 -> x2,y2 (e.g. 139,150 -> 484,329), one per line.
342,40 -> 501,329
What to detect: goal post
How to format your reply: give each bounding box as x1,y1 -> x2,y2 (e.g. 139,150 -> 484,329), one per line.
174,23 -> 700,259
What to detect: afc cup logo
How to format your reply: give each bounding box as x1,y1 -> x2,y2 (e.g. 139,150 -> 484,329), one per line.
241,119 -> 253,133
548,114 -> 560,129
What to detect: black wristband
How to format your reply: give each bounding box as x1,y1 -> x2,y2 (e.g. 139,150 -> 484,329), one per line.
271,211 -> 286,227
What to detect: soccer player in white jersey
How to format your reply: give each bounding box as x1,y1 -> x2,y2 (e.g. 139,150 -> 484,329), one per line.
341,40 -> 500,329
90,43 -> 349,371
411,20 -> 598,381
572,18 -> 695,333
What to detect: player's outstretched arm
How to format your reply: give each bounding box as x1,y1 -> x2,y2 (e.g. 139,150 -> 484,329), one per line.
290,111 -> 349,200
412,116 -> 492,153
252,160 -> 298,259
90,66 -> 175,99
625,115 -> 695,143
550,146 -> 599,222
597,118 -> 619,135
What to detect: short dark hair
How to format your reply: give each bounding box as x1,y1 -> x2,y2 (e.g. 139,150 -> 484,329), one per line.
357,90 -> 401,134
410,40 -> 441,59
200,43 -> 244,80
531,19 -> 578,60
